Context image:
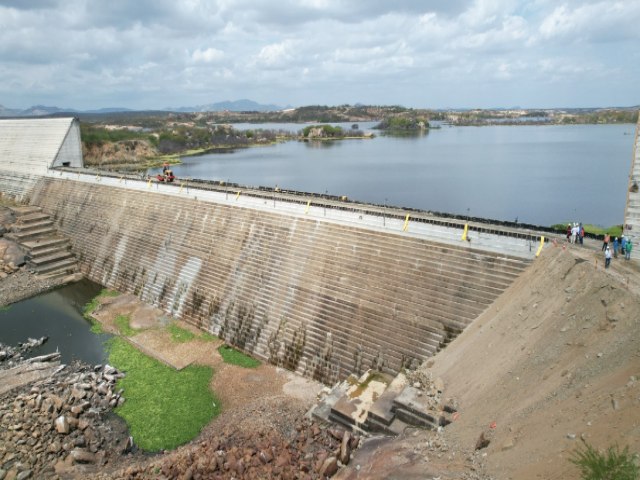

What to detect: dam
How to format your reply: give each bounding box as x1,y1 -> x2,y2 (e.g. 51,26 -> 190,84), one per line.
1,117 -> 548,385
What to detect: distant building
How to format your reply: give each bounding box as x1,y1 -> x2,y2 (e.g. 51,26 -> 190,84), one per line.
0,117 -> 83,200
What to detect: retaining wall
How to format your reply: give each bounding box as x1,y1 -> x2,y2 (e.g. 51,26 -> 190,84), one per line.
28,177 -> 530,384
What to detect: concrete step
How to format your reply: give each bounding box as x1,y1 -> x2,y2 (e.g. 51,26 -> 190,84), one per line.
26,244 -> 71,260
22,237 -> 71,253
14,212 -> 51,225
12,219 -> 54,233
7,226 -> 57,242
365,373 -> 409,428
28,250 -> 74,267
392,386 -> 445,429
9,206 -> 42,217
31,257 -> 77,275
328,370 -> 393,430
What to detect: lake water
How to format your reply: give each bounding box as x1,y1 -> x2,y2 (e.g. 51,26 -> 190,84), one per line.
157,123 -> 636,227
0,280 -> 110,364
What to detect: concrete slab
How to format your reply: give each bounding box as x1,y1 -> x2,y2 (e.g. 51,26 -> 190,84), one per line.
330,370 -> 391,428
309,380 -> 350,423
367,372 -> 408,426
393,385 -> 441,424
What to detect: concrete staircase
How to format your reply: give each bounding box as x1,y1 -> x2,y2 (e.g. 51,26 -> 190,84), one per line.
5,205 -> 78,278
29,178 -> 532,383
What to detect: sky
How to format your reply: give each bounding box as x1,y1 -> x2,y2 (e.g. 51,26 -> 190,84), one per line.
1,0 -> 639,111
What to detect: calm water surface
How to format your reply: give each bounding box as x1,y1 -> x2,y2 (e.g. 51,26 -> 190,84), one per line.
158,123 -> 636,227
0,280 -> 110,364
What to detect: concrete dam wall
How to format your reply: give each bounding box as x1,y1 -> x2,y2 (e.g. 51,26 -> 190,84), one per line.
28,176 -> 531,384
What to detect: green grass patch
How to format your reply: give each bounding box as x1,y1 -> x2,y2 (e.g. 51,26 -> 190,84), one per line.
83,289 -> 119,319
107,338 -> 218,451
84,289 -> 120,334
115,314 -> 138,336
217,344 -> 261,368
168,323 -> 196,343
570,442 -> 639,480
89,321 -> 105,334
199,332 -> 219,342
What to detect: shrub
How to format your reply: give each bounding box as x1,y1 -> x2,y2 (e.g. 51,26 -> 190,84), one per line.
570,442 -> 639,480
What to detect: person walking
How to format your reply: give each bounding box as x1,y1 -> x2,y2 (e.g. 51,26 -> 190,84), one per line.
602,233 -> 610,251
579,223 -> 585,245
605,246 -> 612,268
613,237 -> 619,258
571,223 -> 579,244
625,241 -> 633,260
621,235 -> 627,255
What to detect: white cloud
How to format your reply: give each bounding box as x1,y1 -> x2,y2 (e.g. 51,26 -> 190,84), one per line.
191,47 -> 224,63
0,0 -> 638,109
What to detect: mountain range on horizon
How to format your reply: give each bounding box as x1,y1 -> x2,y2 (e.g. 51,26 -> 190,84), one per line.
0,99 -> 286,117
1,101 -> 637,118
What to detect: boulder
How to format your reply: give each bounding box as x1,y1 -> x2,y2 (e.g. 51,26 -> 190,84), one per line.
70,449 -> 96,464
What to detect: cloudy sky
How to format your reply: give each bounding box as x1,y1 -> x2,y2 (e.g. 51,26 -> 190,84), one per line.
1,0 -> 639,110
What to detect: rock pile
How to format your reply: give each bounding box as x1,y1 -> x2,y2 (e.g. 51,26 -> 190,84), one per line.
106,420 -> 361,480
0,341 -> 134,480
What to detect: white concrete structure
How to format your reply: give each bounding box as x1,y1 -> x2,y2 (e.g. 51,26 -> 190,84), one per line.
0,117 -> 83,199
624,113 -> 640,244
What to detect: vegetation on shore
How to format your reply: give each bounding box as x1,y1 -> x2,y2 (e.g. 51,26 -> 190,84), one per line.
79,104 -> 637,168
83,289 -> 120,334
551,223 -> 623,238
107,337 -> 218,451
374,116 -> 430,134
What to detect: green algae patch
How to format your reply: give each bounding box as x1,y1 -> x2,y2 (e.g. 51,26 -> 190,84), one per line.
217,344 -> 261,368
199,332 -> 219,342
84,289 -> 120,334
115,314 -> 139,337
168,323 -> 196,343
107,337 -> 219,452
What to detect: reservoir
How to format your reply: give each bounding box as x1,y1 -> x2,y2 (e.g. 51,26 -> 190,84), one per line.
0,280 -> 110,364
160,123 -> 635,227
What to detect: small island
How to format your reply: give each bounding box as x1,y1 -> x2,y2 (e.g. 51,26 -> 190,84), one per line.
299,124 -> 373,141
374,117 -> 430,134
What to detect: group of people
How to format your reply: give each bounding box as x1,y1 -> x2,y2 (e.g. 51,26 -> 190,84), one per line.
157,164 -> 176,183
565,223 -> 585,245
602,233 -> 633,268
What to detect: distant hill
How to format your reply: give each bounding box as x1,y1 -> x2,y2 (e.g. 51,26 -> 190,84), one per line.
169,99 -> 284,113
0,99 -> 282,117
0,104 -> 79,117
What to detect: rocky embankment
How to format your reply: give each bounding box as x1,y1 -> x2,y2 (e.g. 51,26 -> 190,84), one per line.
0,339 -> 134,480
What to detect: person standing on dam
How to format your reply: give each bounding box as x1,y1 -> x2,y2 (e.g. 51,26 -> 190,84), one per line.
605,246 -> 612,268
625,241 -> 633,260
602,232 -> 611,251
